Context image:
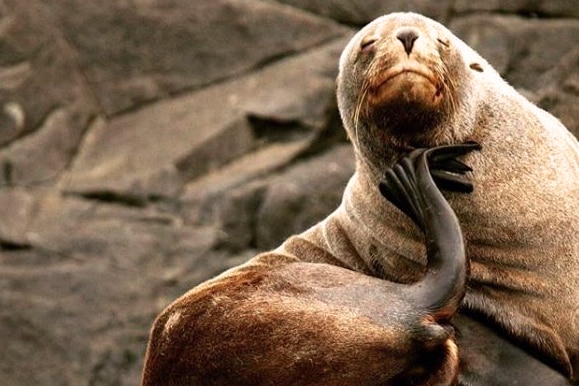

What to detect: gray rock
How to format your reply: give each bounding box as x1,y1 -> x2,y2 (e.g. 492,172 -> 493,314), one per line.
0,1 -> 98,192
255,144 -> 355,250
215,179 -> 270,252
182,139 -> 313,226
0,107 -> 91,187
269,0 -> 454,25
0,188 -> 35,247
0,191 -> 230,385
208,144 -> 354,253
453,0 -> 579,18
65,36 -> 349,204
0,0 -> 97,154
37,0 -> 348,115
64,106 -> 254,202
535,48 -> 579,138
450,15 -> 579,90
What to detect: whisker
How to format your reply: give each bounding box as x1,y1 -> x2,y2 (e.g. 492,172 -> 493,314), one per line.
353,81 -> 369,149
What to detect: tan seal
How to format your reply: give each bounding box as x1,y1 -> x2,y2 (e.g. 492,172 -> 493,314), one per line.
142,12 -> 579,384
335,11 -> 578,378
337,10 -> 578,375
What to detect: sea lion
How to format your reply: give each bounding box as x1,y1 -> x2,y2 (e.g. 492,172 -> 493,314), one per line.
142,12 -> 579,384
334,11 -> 578,379
142,144 -> 476,385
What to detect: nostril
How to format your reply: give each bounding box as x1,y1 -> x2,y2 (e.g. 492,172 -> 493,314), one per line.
396,28 -> 419,55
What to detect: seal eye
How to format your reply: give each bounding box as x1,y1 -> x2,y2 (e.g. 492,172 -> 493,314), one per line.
360,37 -> 377,52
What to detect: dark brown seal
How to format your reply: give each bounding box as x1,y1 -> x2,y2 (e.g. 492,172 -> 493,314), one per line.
142,145 -> 473,385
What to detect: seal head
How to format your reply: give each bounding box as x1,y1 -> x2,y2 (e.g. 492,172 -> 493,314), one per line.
337,12 -> 482,171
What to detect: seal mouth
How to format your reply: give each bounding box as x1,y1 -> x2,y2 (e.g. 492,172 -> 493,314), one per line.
377,67 -> 437,89
380,65 -> 442,94
358,61 -> 451,151
367,62 -> 444,108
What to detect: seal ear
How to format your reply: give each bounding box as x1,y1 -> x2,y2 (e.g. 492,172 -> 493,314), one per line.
469,62 -> 484,72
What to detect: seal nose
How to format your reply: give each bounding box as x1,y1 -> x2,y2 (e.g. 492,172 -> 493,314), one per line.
396,28 -> 419,55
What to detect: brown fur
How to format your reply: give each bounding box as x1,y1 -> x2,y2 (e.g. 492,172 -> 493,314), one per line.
143,12 -> 579,385
142,235 -> 462,385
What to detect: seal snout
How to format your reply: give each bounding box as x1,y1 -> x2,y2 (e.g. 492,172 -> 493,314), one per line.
358,23 -> 447,114
396,27 -> 420,55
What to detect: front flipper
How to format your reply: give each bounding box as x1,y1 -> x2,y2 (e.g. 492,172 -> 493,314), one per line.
379,142 -> 481,228
378,142 -> 481,319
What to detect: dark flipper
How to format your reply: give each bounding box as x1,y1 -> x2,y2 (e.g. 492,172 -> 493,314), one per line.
378,142 -> 481,319
379,141 -> 481,221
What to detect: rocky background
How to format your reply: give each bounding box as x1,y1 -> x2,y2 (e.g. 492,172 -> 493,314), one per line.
0,0 -> 577,384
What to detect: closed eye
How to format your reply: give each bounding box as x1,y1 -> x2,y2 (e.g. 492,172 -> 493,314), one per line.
437,38 -> 450,48
360,37 -> 377,51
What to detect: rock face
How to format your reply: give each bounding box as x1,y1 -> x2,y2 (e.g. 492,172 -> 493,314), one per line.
0,1 -> 577,384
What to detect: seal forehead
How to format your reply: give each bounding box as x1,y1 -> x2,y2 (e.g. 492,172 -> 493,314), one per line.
371,12 -> 433,31
340,12 -> 451,71
371,12 -> 445,31
372,12 -> 450,35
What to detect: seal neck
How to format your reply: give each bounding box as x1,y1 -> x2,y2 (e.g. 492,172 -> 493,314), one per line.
341,165 -> 426,279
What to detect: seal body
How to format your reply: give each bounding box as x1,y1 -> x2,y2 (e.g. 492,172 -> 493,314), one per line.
142,12 -> 579,384
332,12 -> 579,377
